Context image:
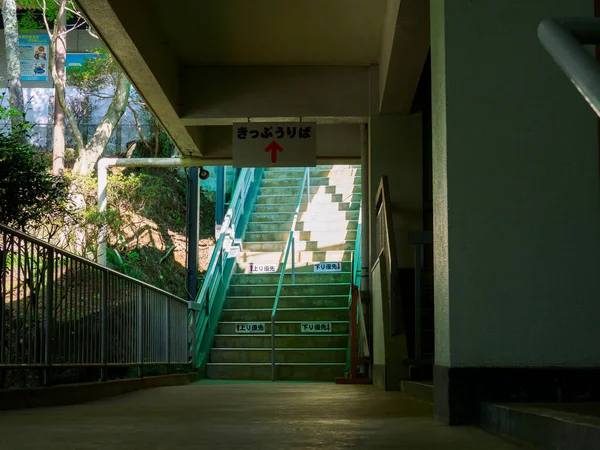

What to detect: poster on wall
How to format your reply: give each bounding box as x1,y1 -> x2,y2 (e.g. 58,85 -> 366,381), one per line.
19,34 -> 50,82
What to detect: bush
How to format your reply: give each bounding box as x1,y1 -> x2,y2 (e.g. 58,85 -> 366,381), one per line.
0,125 -> 70,229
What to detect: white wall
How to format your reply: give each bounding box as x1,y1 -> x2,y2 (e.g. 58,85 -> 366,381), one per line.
432,0 -> 600,367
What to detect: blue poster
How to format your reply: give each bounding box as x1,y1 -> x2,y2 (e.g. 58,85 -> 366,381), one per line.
19,34 -> 50,81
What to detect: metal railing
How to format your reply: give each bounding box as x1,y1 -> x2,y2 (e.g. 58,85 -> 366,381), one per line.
344,206 -> 371,378
538,18 -> 600,117
0,224 -> 189,388
270,167 -> 310,381
191,168 -> 259,367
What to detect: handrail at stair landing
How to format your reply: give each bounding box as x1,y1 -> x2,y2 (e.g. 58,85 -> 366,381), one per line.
270,167 -> 310,382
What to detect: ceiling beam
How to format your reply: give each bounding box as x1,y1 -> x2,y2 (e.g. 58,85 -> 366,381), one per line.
179,66 -> 370,125
379,0 -> 430,114
76,0 -> 201,156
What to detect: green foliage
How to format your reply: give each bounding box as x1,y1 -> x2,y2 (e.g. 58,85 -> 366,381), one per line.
67,47 -> 114,95
0,100 -> 69,229
17,1 -> 75,31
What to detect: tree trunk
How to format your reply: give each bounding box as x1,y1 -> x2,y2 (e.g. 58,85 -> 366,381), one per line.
2,0 -> 25,127
47,0 -> 85,153
72,71 -> 131,175
52,6 -> 67,175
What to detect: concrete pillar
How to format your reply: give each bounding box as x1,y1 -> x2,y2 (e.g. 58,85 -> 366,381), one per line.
431,0 -> 600,424
368,67 -> 424,390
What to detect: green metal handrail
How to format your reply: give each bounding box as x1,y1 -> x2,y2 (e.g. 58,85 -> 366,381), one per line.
270,167 -> 310,381
190,168 -> 259,368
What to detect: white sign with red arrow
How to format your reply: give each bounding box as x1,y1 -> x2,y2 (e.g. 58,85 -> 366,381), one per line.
232,122 -> 317,168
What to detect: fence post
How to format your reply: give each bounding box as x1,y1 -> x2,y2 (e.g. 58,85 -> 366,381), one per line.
137,285 -> 144,378
100,271 -> 108,381
190,310 -> 197,370
43,249 -> 54,386
165,298 -> 171,366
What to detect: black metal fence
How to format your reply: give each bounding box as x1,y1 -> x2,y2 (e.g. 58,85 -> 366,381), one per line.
0,224 -> 190,388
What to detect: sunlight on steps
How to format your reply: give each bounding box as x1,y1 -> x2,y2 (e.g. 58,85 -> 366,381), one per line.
205,165 -> 361,381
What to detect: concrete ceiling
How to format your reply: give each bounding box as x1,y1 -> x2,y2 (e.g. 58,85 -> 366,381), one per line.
149,0 -> 387,66
76,0 -> 429,162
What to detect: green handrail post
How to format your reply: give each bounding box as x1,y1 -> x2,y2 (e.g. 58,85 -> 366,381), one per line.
271,168 -> 310,381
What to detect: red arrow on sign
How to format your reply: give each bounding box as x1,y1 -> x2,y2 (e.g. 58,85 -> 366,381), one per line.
265,141 -> 284,163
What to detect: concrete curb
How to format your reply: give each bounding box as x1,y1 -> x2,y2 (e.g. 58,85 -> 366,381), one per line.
0,372 -> 202,411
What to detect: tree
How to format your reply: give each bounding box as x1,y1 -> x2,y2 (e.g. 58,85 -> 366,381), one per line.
1,0 -> 25,129
0,118 -> 69,229
18,0 -> 131,176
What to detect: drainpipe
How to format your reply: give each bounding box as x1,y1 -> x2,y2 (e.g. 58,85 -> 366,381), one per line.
97,157 -> 208,266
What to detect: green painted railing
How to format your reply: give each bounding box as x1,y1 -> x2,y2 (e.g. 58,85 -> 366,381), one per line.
189,168 -> 263,369
270,167 -> 310,381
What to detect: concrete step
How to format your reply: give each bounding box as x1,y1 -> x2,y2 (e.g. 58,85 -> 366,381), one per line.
228,283 -> 349,297
205,362 -> 346,381
259,185 -> 362,196
481,402 -> 600,450
221,307 -> 349,322
213,334 -> 349,348
251,210 -> 360,222
253,202 -> 361,214
243,241 -> 356,252
217,321 -> 349,334
245,230 -> 358,243
256,193 -> 361,205
226,295 -> 349,309
261,176 -> 362,188
210,347 -> 347,363
230,272 -> 352,285
247,220 -> 358,233
236,259 -> 353,273
263,168 -> 360,179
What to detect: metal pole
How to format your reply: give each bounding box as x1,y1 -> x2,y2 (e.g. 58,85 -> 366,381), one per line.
97,162 -> 108,266
137,285 -> 144,378
216,166 -> 225,236
414,245 -> 422,361
538,19 -> 600,117
291,237 -> 295,285
307,169 -> 311,204
271,315 -> 276,382
100,271 -> 107,381
43,249 -> 54,386
166,298 -> 171,364
186,168 -> 200,302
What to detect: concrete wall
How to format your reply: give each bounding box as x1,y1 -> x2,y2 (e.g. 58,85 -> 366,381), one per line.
431,0 -> 600,367
368,68 -> 424,270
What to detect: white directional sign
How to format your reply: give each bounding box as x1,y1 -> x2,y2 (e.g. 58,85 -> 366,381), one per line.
249,263 -> 278,274
314,262 -> 342,273
235,323 -> 266,333
232,122 -> 317,168
301,322 -> 332,333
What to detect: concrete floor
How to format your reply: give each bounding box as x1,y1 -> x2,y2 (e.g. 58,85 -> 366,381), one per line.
0,382 -> 530,449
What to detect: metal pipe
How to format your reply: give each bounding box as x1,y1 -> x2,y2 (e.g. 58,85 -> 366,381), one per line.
97,158 -> 208,266
538,18 -> 600,117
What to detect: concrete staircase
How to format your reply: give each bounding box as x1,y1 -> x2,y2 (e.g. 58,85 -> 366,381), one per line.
206,165 -> 361,381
